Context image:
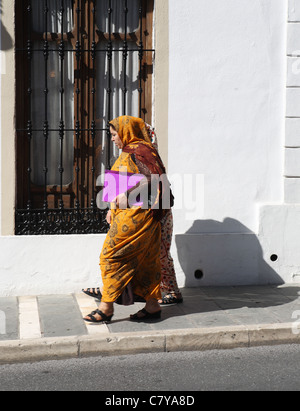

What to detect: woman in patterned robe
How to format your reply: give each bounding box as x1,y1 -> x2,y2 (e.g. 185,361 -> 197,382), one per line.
84,116 -> 172,323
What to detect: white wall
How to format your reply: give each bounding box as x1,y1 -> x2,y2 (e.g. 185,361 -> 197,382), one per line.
0,235 -> 106,297
0,20 -> 2,237
0,0 -> 294,296
168,0 -> 288,286
169,0 -> 286,234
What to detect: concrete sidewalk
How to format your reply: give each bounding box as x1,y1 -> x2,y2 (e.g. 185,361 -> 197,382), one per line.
0,284 -> 300,364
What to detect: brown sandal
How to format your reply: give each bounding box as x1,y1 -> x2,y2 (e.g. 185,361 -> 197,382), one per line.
83,309 -> 113,323
159,294 -> 183,305
82,288 -> 102,300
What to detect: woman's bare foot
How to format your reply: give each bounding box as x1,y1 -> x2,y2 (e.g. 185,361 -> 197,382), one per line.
145,298 -> 161,314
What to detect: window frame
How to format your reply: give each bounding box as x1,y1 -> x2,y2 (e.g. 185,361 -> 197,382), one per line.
15,0 -> 154,235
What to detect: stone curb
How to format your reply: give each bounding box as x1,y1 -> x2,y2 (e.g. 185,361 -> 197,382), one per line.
0,323 -> 299,365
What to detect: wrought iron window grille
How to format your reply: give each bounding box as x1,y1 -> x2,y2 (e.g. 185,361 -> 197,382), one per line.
15,0 -> 154,235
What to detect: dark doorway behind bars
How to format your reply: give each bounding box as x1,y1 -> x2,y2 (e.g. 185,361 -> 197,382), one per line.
15,0 -> 154,235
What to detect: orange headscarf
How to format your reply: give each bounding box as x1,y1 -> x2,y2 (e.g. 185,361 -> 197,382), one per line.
109,115 -> 174,221
109,115 -> 152,147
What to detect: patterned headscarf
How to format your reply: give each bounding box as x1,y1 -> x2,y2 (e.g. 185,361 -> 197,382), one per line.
109,116 -> 173,220
109,116 -> 152,147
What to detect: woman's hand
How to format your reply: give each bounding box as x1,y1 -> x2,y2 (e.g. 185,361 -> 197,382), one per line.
113,193 -> 128,209
106,210 -> 112,225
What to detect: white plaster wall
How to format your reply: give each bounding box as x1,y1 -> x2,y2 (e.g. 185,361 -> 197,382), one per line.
168,0 -> 287,286
0,20 -> 2,237
169,0 -> 286,234
0,1 -> 292,295
0,235 -> 106,297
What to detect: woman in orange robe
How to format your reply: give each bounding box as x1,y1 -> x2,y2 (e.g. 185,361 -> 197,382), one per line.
84,116 -> 172,323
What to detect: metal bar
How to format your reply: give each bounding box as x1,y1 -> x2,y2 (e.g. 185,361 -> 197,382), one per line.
91,0 -> 96,207
86,0 -> 91,208
59,0 -> 65,210
16,48 -> 155,53
138,0 -> 143,118
17,128 -> 107,132
123,0 -> 128,115
27,0 -> 33,210
43,0 -> 49,209
75,0 -> 81,209
106,0 -> 113,168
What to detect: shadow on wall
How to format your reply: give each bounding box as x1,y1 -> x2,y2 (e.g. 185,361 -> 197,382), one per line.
175,217 -> 283,287
0,0 -> 13,52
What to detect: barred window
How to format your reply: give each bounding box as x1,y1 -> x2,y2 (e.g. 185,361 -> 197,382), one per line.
15,0 -> 154,235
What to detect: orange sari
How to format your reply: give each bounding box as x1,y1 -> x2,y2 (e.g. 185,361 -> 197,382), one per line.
100,117 -> 162,304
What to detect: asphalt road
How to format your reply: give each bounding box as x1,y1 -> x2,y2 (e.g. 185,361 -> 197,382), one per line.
0,344 -> 299,392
